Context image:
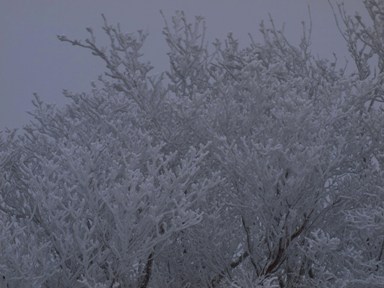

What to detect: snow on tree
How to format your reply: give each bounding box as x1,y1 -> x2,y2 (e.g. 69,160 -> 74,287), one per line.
1,1 -> 384,287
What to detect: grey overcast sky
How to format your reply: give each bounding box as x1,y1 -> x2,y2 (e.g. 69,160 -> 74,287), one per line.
0,0 -> 365,131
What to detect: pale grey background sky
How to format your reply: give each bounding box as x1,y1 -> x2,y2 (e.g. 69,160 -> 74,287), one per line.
0,0 -> 365,131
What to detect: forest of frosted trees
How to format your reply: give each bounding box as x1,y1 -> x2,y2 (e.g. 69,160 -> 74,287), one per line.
1,1 -> 384,287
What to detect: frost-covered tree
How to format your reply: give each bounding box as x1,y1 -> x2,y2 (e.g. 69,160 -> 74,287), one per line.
1,2 -> 384,287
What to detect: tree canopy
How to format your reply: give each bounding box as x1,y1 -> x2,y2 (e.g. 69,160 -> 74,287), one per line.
1,1 -> 384,287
